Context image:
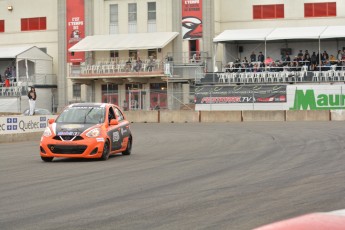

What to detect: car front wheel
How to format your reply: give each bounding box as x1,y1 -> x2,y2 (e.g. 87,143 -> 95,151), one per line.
100,141 -> 110,161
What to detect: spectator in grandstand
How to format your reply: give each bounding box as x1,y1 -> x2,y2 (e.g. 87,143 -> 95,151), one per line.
323,59 -> 331,71
250,51 -> 256,62
322,51 -> 329,62
242,57 -> 249,70
253,63 -> 261,72
134,57 -> 142,72
337,50 -> 342,62
283,54 -> 291,64
257,52 -> 264,63
125,58 -> 132,72
4,67 -> 11,78
329,54 -> 337,65
247,62 -> 254,72
264,56 -> 273,66
311,52 -> 317,70
297,50 -> 304,59
303,53 -> 311,69
304,50 -> 310,59
147,56 -> 155,72
291,56 -> 299,71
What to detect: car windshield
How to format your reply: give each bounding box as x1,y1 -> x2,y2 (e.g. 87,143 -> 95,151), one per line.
56,107 -> 105,124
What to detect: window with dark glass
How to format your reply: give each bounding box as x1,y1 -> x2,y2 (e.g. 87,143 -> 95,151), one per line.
129,50 -> 138,60
305,2 -> 336,17
109,4 -> 119,34
148,2 -> 156,20
128,3 -> 137,22
102,84 -> 118,104
253,4 -> 284,19
110,50 -> 119,58
21,17 -> 46,31
73,84 -> 81,98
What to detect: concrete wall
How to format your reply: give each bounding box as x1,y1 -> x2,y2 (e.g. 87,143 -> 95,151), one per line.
243,111 -> 285,122
201,111 -> 241,122
160,110 -> 200,123
330,110 -> 345,121
286,110 -> 330,121
125,111 -> 158,123
1,110 -> 341,143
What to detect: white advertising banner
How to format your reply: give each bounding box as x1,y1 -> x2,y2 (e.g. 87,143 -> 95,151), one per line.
0,115 -> 57,135
195,84 -> 345,111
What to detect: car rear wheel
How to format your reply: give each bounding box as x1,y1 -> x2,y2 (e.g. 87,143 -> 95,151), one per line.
41,156 -> 54,162
122,136 -> 132,155
100,141 -> 110,161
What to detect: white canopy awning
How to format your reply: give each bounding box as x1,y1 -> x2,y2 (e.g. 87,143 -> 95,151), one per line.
214,26 -> 345,43
69,32 -> 179,52
320,25 -> 345,39
266,26 -> 327,41
213,28 -> 273,42
0,45 -> 53,60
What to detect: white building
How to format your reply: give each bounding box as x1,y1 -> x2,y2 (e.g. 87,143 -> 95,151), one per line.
0,0 -> 344,112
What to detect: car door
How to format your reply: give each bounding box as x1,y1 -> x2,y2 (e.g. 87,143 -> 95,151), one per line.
113,106 -> 130,148
106,106 -> 122,152
107,106 -> 129,152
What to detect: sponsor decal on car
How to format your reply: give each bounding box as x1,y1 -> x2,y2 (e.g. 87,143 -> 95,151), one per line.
96,138 -> 105,142
57,131 -> 81,136
113,131 -> 120,142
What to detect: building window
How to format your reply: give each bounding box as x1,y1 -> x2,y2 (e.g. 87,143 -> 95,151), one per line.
129,50 -> 138,60
150,83 -> 167,110
0,20 -> 4,32
102,84 -> 118,104
110,50 -> 119,58
305,2 -> 336,17
253,4 -> 284,19
21,17 -> 46,31
73,84 -> 81,98
148,49 -> 157,59
128,3 -> 137,33
109,4 -> 119,34
148,2 -> 156,32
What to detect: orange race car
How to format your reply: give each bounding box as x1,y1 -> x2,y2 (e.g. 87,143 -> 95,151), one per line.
40,103 -> 132,162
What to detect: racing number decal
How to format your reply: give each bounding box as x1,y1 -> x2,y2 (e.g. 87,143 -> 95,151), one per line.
108,123 -> 128,151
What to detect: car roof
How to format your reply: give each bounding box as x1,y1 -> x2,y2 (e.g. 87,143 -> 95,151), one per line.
68,103 -> 114,108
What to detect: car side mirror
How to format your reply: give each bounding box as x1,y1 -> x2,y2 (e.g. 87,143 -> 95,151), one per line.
48,119 -> 55,124
110,119 -> 118,126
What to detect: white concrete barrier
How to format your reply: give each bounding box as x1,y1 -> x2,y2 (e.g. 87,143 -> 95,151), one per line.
286,110 -> 330,121
200,111 -> 242,122
242,111 -> 285,122
330,110 -> 345,121
160,110 -> 200,123
125,111 -> 158,123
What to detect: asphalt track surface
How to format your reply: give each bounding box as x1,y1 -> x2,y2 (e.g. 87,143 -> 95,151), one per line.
1,122 -> 345,230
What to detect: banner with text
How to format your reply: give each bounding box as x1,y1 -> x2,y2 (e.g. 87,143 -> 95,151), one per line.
0,115 -> 57,135
67,0 -> 85,63
195,85 -> 287,104
182,0 -> 202,40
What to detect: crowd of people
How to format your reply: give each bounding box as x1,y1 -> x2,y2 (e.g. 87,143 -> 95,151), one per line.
224,48 -> 345,73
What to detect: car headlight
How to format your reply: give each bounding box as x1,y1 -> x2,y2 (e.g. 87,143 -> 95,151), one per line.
85,128 -> 101,138
43,127 -> 52,137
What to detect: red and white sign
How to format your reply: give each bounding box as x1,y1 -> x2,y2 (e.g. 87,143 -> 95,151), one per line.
182,0 -> 203,40
66,0 -> 85,63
